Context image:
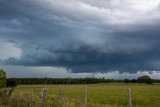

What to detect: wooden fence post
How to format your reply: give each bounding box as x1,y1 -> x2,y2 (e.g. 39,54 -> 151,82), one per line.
41,87 -> 47,104
8,87 -> 14,96
128,88 -> 132,107
84,87 -> 87,105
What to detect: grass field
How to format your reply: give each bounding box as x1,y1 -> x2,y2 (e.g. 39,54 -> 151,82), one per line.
0,83 -> 160,107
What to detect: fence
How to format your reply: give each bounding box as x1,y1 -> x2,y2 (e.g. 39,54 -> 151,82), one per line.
1,85 -> 135,106
1,84 -> 160,107
38,86 -> 132,107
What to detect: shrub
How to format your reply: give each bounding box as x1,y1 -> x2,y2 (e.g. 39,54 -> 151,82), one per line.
6,79 -> 17,88
138,75 -> 153,84
0,69 -> 7,88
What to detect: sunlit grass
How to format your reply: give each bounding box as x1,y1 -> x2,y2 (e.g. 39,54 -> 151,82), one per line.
0,83 -> 160,107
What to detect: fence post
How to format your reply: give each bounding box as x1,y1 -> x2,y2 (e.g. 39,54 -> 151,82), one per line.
41,87 -> 47,104
128,88 -> 132,107
8,87 -> 14,96
84,87 -> 87,105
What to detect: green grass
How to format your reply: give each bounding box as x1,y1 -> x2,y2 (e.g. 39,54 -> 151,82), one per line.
1,83 -> 160,107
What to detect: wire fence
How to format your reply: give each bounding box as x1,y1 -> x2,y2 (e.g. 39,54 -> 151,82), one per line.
13,85 -> 132,107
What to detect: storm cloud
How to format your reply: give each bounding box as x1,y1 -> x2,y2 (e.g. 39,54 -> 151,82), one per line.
0,0 -> 160,76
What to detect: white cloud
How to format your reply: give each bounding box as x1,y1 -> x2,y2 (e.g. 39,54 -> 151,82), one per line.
0,40 -> 21,60
34,0 -> 160,26
1,65 -> 160,79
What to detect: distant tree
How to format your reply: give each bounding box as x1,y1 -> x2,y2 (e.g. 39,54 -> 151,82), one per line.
131,79 -> 137,83
6,79 -> 17,88
138,75 -> 153,84
0,69 -> 7,88
124,78 -> 130,84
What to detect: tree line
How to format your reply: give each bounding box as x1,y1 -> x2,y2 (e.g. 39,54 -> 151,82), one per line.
7,76 -> 160,85
1,69 -> 160,88
7,77 -> 117,85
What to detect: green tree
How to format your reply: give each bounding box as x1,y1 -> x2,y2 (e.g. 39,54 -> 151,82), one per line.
0,69 -> 7,88
138,75 -> 153,84
124,78 -> 130,84
6,79 -> 17,88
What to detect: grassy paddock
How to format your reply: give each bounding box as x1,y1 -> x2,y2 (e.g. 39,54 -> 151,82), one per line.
0,83 -> 160,107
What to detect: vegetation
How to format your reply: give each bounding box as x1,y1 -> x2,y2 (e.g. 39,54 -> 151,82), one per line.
0,69 -> 7,88
7,77 -> 118,85
138,75 -> 153,84
6,79 -> 17,88
0,69 -> 160,106
0,84 -> 160,107
124,78 -> 130,84
7,76 -> 159,85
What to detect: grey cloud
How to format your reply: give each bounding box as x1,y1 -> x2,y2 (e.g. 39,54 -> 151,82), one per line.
0,0 -> 160,75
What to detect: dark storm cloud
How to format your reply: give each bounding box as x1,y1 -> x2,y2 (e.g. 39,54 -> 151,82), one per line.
1,0 -> 160,73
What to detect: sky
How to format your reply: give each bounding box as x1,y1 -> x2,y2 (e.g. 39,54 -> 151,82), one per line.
0,0 -> 160,79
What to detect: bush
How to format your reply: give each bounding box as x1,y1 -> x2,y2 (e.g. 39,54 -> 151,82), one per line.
0,69 -> 7,88
131,79 -> 137,83
138,75 -> 153,84
124,78 -> 130,84
6,80 -> 17,88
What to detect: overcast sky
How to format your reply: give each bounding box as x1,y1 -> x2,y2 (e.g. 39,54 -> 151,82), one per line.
0,0 -> 160,79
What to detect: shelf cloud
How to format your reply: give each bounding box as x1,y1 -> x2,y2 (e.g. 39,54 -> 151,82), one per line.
0,0 -> 160,77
